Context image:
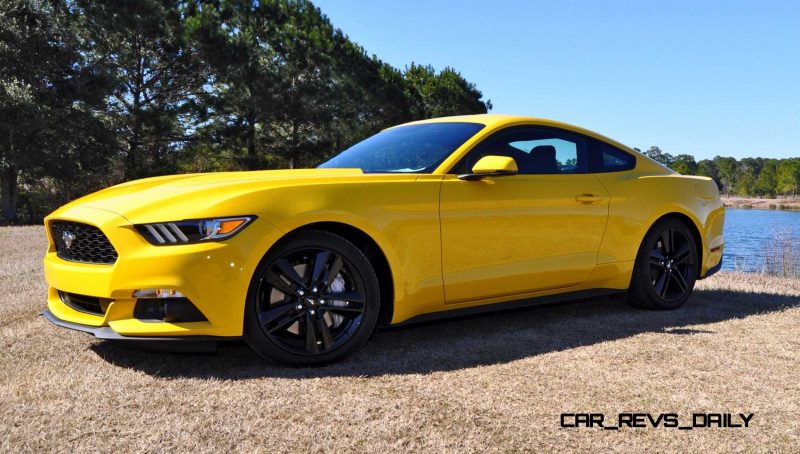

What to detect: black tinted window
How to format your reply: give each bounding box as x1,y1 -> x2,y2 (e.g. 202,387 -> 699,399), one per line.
451,126 -> 588,175
589,140 -> 636,172
319,122 -> 485,173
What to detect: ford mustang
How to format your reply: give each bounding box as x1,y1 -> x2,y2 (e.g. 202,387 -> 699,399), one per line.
43,114 -> 725,365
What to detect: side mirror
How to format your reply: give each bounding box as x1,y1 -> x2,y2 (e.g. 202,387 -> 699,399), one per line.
458,155 -> 518,181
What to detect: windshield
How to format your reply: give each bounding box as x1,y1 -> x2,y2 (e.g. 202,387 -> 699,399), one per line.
318,122 -> 485,173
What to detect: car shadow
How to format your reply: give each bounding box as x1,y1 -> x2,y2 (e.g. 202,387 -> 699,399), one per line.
89,287 -> 800,379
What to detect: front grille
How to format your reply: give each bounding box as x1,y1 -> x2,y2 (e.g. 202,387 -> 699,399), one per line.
59,291 -> 110,316
50,221 -> 118,264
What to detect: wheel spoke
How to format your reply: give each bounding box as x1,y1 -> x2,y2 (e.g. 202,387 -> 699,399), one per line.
673,244 -> 691,264
304,313 -> 319,354
262,302 -> 304,334
275,259 -> 307,289
323,303 -> 364,319
672,270 -> 688,292
310,251 -> 331,287
266,312 -> 304,334
265,270 -> 298,297
661,229 -> 673,254
260,302 -> 295,324
260,281 -> 292,306
322,291 -> 365,303
317,313 -> 334,351
323,256 -> 344,288
651,248 -> 666,261
669,229 -> 676,254
654,271 -> 669,297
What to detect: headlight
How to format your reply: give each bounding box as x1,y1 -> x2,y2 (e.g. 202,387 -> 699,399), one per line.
135,216 -> 255,245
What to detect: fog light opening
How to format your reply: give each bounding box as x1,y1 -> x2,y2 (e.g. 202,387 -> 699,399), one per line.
133,295 -> 207,323
132,288 -> 186,299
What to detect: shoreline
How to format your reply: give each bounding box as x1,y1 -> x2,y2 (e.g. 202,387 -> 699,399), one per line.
722,197 -> 800,211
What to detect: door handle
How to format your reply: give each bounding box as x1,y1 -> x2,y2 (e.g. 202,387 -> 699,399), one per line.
575,193 -> 604,203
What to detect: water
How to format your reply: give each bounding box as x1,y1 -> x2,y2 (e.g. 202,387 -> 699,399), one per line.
721,208 -> 800,272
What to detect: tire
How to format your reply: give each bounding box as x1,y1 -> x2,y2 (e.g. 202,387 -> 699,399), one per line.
627,218 -> 699,310
244,230 -> 380,366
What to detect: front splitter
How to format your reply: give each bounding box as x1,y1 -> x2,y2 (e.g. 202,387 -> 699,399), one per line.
41,309 -> 240,353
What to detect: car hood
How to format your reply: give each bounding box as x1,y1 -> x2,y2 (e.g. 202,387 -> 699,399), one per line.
59,168 -> 367,223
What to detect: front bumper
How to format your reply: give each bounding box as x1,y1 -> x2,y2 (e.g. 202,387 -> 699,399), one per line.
42,309 -> 233,352
44,205 -> 283,339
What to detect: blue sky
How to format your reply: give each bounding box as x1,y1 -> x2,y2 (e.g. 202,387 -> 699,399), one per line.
314,0 -> 800,160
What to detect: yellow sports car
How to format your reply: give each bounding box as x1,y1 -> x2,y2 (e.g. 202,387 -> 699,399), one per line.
43,114 -> 725,365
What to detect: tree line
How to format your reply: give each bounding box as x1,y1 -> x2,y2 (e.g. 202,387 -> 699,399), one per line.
3,2 -> 797,225
639,147 -> 800,198
0,0 -> 490,223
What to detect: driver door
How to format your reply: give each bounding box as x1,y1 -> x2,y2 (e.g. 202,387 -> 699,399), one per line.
439,126 -> 610,303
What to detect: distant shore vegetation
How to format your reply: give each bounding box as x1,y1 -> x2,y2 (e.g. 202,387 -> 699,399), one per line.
637,147 -> 800,200
2,2 -> 797,225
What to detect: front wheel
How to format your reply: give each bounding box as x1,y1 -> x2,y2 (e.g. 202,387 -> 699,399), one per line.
244,230 -> 380,366
628,218 -> 698,310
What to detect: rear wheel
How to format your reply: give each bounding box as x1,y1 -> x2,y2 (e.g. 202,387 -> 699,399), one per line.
628,218 -> 698,310
244,230 -> 380,366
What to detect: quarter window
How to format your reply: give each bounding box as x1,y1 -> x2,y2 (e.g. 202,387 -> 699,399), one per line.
589,140 -> 636,172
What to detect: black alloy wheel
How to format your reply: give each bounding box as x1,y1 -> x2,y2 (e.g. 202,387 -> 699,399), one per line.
628,218 -> 698,310
648,227 -> 695,300
244,230 -> 380,366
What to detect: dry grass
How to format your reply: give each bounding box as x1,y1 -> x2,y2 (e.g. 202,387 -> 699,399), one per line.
1,226 -> 799,453
763,231 -> 800,278
722,196 -> 800,211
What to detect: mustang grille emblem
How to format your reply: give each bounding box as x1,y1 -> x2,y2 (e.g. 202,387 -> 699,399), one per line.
62,231 -> 76,249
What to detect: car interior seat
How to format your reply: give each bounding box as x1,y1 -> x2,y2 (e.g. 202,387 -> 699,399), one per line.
527,145 -> 559,173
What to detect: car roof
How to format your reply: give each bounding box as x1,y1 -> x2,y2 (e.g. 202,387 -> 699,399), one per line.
400,114 -> 637,155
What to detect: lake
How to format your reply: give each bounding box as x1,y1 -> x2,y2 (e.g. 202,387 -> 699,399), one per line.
721,208 -> 800,272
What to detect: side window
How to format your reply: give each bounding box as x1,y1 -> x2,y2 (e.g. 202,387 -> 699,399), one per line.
590,140 -> 636,172
452,126 -> 588,175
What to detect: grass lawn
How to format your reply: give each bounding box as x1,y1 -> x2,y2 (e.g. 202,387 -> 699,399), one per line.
1,226 -> 798,452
